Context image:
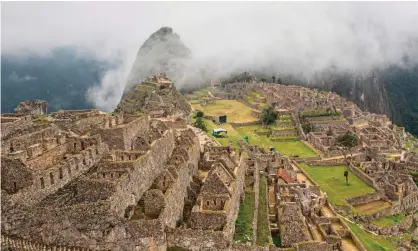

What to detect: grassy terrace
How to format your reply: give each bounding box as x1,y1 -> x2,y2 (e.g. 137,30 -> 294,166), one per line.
203,118 -> 242,148
371,214 -> 406,227
184,87 -> 211,101
234,125 -> 317,157
256,174 -> 270,246
344,220 -> 397,251
299,164 -> 375,207
192,99 -> 258,123
234,189 -> 255,242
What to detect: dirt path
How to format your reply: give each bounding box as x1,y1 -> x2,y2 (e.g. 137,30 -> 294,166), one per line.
342,238 -> 360,251
322,205 -> 336,217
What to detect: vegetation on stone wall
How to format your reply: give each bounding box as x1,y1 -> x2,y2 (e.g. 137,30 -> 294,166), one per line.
344,219 -> 397,251
256,174 -> 270,246
371,214 -> 406,227
233,189 -> 255,242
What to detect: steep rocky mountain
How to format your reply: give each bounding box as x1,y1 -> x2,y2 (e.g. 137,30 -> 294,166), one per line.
123,27 -> 192,95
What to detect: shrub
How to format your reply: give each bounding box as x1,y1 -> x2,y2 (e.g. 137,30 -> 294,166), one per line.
193,116 -> 207,131
261,107 -> 278,125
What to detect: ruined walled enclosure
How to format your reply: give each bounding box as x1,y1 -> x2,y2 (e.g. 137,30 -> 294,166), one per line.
2,74 -> 418,251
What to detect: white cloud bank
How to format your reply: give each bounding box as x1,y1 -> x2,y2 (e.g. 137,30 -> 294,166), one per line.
2,2 -> 418,111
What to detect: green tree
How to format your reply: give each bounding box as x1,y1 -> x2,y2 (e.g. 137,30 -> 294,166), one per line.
272,76 -> 276,83
344,170 -> 349,185
302,123 -> 314,134
335,132 -> 358,167
261,107 -> 278,125
193,116 -> 207,131
194,110 -> 204,118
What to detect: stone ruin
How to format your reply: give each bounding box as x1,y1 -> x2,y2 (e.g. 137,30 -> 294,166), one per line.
14,99 -> 48,115
0,99 -> 248,251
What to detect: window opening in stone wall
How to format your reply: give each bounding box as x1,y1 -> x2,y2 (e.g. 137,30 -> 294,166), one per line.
40,177 -> 45,188
13,182 -> 17,193
59,167 -> 63,179
50,173 -> 54,184
74,142 -> 77,150
102,173 -> 105,178
111,173 -> 114,178
81,141 -> 85,150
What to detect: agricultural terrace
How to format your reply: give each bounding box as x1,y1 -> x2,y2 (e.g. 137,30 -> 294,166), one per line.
192,99 -> 258,123
371,214 -> 406,227
344,220 -> 397,251
184,87 -> 211,103
234,125 -> 317,157
245,91 -> 268,109
299,164 -> 375,207
203,119 -> 241,148
234,188 -> 255,242
256,174 -> 270,246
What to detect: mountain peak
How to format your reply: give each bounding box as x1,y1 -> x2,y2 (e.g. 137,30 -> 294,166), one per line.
123,27 -> 192,94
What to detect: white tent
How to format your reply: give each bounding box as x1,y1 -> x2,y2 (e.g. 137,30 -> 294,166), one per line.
213,128 -> 227,133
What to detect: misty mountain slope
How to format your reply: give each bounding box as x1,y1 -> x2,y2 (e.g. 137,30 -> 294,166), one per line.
383,66 -> 418,135
1,47 -> 113,113
123,27 -> 192,95
318,68 -> 418,136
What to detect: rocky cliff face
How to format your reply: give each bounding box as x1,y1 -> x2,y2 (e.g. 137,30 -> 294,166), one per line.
123,27 -> 192,95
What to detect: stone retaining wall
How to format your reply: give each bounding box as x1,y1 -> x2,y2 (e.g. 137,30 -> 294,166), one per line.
230,121 -> 261,127
348,164 -> 376,188
346,193 -> 381,206
252,161 -> 260,245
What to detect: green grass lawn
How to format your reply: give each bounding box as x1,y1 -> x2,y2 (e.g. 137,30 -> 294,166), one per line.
371,214 -> 406,227
233,125 -> 317,157
299,164 -> 375,206
204,119 -> 241,148
234,190 -> 255,242
184,87 -> 211,100
195,100 -> 258,123
256,174 -> 270,246
344,220 -> 397,251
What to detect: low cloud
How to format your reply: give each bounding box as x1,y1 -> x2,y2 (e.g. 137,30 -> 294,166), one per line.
2,2 -> 418,110
8,71 -> 37,82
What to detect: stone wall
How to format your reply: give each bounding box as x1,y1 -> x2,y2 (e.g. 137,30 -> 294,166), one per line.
1,115 -> 34,146
348,164 -> 376,188
346,193 -> 381,206
271,129 -> 298,137
97,116 -> 149,150
109,129 -> 176,217
1,235 -> 93,251
6,139 -> 106,207
160,136 -> 200,227
252,161 -> 260,244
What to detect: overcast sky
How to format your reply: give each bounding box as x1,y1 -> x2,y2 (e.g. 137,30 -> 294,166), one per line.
2,1 -> 418,110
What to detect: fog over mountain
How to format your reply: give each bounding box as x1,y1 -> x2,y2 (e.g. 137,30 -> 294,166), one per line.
2,2 -> 418,117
